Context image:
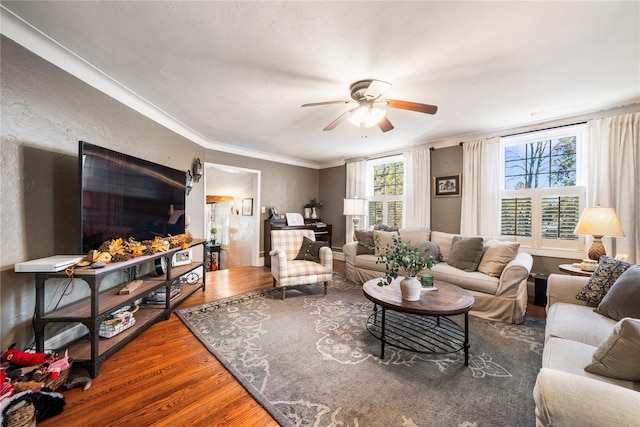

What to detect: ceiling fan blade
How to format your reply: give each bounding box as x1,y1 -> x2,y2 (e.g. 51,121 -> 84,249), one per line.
364,80 -> 391,99
378,116 -> 394,132
323,108 -> 357,131
301,100 -> 351,107
386,99 -> 438,114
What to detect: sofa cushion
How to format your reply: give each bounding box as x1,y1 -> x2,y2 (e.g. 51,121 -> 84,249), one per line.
294,236 -> 326,263
353,253 -> 385,272
585,318 -> 640,381
595,265 -> 640,321
430,231 -> 455,262
354,230 -> 375,255
448,236 -> 484,272
576,256 -> 633,305
477,240 -> 520,277
429,263 -> 499,294
398,228 -> 431,248
373,230 -> 399,255
546,302 -> 617,347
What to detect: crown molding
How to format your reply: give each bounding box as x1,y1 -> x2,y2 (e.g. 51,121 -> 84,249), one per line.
0,6 -> 321,170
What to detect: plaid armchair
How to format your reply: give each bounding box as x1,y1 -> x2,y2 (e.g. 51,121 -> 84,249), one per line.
269,229 -> 333,299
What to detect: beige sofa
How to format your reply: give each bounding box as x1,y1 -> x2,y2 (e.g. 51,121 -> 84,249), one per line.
343,228 -> 533,324
533,273 -> 640,427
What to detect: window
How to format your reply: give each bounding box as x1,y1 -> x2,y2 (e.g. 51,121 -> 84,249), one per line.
500,125 -> 585,254
366,156 -> 404,228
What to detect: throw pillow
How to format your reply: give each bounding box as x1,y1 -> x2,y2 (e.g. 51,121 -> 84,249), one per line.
477,240 -> 520,277
584,317 -> 640,381
373,230 -> 399,255
595,265 -> 640,321
294,236 -> 326,263
354,230 -> 375,255
576,256 -> 633,305
417,241 -> 442,262
448,236 -> 484,272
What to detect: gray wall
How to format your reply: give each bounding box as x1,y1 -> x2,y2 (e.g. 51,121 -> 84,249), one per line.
0,36 -> 320,350
319,165 -> 347,250
430,146 -> 463,233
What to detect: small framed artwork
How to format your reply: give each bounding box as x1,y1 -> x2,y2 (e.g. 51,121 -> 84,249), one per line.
242,198 -> 253,216
172,249 -> 192,267
434,174 -> 462,197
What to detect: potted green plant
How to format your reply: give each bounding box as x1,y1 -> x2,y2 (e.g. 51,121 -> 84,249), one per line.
210,227 -> 218,244
376,235 -> 438,301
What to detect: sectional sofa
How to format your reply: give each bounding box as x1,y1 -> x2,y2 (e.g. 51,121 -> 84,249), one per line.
343,228 -> 533,323
533,262 -> 640,426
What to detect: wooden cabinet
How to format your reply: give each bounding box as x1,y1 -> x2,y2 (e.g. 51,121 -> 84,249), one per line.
25,239 -> 206,377
264,219 -> 332,267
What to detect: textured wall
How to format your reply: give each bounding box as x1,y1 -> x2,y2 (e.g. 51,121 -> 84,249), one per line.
0,36 -> 321,349
320,165 -> 346,250
430,145 -> 463,233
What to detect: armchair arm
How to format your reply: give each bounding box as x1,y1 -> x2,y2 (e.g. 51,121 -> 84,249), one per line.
546,274 -> 590,311
269,249 -> 288,279
319,246 -> 333,269
534,368 -> 640,427
495,252 -> 533,297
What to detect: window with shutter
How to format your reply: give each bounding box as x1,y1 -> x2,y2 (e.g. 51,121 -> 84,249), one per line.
500,124 -> 586,255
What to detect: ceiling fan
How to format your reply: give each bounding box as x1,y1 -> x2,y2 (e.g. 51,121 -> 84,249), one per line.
302,79 -> 438,133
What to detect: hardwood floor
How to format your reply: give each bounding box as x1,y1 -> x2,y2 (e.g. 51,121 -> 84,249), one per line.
38,261 -> 545,427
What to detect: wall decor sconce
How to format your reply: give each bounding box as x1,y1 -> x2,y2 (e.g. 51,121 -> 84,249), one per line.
192,158 -> 203,183
186,170 -> 193,195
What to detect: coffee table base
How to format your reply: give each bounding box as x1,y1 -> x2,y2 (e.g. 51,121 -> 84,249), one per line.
366,306 -> 469,365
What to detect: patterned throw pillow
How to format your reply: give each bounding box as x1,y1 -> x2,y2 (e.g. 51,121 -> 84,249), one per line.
576,256 -> 633,305
417,241 -> 442,262
294,237 -> 326,263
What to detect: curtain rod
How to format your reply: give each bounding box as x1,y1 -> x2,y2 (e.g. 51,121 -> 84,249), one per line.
450,121 -> 588,148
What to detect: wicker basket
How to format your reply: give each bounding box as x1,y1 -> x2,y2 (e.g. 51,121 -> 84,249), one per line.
99,304 -> 139,338
4,399 -> 36,427
44,360 -> 72,391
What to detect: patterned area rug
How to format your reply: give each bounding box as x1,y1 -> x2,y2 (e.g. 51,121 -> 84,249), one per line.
176,274 -> 545,427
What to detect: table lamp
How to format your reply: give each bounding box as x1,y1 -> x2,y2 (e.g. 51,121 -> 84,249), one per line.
574,205 -> 625,261
343,198 -> 367,230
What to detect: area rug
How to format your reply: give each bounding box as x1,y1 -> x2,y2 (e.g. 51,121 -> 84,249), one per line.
176,274 -> 545,427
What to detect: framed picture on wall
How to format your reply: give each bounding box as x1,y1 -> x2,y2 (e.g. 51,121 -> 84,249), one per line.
242,198 -> 253,216
434,174 -> 461,197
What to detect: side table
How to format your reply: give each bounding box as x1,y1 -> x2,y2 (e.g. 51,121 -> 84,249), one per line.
558,263 -> 593,277
206,244 -> 222,271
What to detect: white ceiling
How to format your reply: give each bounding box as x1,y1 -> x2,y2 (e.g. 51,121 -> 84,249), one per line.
2,1 -> 639,168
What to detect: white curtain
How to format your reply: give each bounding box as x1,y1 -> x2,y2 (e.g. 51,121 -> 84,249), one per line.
404,147 -> 431,228
345,160 -> 367,243
460,137 -> 501,235
586,112 -> 640,263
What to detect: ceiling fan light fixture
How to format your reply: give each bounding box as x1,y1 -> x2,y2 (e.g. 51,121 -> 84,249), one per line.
348,106 -> 386,128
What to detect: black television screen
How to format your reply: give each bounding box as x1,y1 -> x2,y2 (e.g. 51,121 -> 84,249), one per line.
79,141 -> 186,253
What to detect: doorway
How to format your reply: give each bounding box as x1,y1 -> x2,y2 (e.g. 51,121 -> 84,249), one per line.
204,163 -> 261,268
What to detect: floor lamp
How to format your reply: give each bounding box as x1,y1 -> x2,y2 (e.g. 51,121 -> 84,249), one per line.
574,204 -> 625,262
343,198 -> 367,231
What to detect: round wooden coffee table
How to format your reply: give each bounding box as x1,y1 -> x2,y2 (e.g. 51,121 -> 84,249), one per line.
362,277 -> 475,365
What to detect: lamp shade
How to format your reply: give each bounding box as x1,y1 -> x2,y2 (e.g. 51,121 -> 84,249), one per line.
343,198 -> 367,216
574,205 -> 625,237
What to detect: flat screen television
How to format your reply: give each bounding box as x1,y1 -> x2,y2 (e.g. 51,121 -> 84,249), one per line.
79,141 -> 186,253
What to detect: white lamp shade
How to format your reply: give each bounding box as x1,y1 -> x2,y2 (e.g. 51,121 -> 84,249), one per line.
343,198 -> 367,216
574,205 -> 625,237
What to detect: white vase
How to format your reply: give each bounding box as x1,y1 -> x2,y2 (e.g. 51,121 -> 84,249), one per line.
400,276 -> 422,301
311,207 -> 318,219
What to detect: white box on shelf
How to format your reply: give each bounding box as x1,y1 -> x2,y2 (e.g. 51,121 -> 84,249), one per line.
172,249 -> 192,267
